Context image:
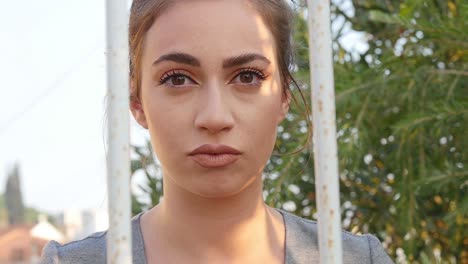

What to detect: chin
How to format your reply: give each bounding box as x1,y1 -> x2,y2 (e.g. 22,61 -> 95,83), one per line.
187,173 -> 259,199
192,181 -> 250,199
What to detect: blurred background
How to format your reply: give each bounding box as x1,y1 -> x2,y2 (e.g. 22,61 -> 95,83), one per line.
0,0 -> 466,263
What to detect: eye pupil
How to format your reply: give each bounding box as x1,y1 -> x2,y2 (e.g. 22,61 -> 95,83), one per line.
240,73 -> 254,83
172,76 -> 186,85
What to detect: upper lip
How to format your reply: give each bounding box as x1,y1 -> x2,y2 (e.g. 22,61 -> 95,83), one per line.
189,144 -> 242,155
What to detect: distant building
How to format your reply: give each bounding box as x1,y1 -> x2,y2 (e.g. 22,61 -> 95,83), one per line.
0,215 -> 64,264
0,208 -> 109,263
61,208 -> 108,242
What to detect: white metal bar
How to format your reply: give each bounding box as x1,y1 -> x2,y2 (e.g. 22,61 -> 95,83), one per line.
105,0 -> 132,263
306,0 -> 343,263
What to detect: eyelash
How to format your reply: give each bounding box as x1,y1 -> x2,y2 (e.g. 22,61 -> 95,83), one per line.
159,70 -> 195,85
236,67 -> 268,81
158,68 -> 268,85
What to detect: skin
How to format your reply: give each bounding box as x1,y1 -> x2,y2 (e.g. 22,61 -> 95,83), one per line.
130,0 -> 290,263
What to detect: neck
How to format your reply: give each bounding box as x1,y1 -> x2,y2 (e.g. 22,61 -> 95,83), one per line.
162,173 -> 265,221
143,174 -> 285,261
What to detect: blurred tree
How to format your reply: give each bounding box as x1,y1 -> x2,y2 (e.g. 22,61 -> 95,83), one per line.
130,141 -> 163,216
130,1 -> 467,263
334,1 -> 467,263
0,193 -> 44,226
5,164 -> 25,225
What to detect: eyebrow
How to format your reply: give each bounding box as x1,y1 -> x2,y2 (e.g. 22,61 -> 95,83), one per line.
152,52 -> 271,68
153,52 -> 201,67
222,53 -> 271,68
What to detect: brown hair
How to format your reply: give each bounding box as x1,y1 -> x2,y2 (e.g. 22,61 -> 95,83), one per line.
129,0 -> 311,153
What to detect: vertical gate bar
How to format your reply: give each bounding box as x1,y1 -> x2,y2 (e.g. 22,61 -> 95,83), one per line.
105,0 -> 132,263
306,0 -> 343,263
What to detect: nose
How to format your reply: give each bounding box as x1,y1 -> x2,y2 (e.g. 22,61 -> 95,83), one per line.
194,82 -> 234,134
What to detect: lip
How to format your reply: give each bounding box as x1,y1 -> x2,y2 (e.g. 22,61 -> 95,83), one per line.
189,144 -> 242,155
189,144 -> 241,168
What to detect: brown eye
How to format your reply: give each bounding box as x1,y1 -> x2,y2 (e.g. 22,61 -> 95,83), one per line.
160,71 -> 197,87
230,69 -> 266,86
171,75 -> 186,86
239,72 -> 254,83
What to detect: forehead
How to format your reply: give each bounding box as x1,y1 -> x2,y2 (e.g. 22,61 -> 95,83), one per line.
143,0 -> 277,65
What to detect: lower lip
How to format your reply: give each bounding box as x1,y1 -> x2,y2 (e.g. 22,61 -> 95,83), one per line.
190,154 -> 240,168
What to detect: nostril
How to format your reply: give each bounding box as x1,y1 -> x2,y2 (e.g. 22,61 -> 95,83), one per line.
194,106 -> 234,133
198,121 -> 234,134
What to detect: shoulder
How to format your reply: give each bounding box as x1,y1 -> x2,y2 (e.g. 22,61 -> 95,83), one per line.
277,209 -> 393,264
39,212 -> 146,264
39,231 -> 107,264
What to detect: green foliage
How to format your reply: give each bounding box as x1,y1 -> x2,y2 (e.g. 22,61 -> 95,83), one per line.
333,1 -> 467,262
130,141 -> 163,216
131,1 -> 467,263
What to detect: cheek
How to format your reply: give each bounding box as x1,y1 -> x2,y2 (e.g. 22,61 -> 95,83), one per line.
250,81 -> 283,137
241,94 -> 282,157
141,89 -> 189,158
257,110 -> 279,143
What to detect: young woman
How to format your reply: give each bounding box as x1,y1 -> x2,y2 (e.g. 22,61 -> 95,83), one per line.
41,0 -> 393,263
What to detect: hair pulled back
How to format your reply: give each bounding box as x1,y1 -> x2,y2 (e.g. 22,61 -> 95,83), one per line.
128,0 -> 311,154
129,0 -> 295,101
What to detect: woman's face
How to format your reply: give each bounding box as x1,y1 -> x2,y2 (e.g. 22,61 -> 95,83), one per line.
132,0 -> 289,198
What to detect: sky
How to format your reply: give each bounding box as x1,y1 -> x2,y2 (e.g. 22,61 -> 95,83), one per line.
0,0 -> 148,214
0,0 -> 366,214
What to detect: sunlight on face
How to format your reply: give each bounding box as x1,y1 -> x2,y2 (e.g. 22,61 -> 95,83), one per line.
253,14 -> 282,97
136,0 -> 289,198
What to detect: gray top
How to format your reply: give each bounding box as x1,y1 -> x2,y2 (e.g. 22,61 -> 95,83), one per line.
40,209 -> 394,263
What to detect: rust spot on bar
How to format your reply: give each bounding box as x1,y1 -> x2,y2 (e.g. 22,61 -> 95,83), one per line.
323,193 -> 329,204
318,100 -> 324,112
328,239 -> 334,248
